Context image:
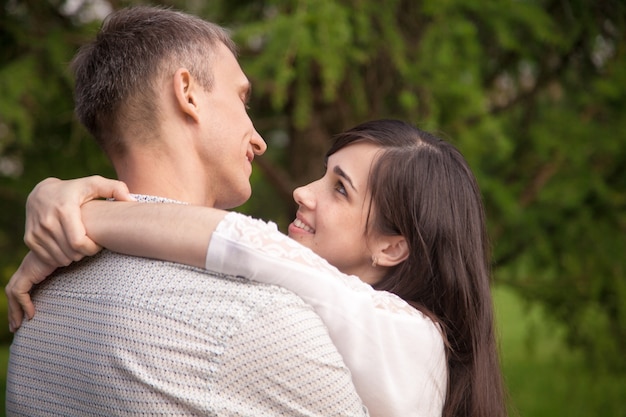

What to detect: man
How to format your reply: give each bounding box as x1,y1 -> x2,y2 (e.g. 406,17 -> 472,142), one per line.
5,6 -> 366,416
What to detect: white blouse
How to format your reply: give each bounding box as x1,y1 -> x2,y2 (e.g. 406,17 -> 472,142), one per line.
206,212 -> 447,417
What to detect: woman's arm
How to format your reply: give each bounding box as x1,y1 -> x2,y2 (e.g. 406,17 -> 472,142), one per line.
7,200 -> 226,330
7,176 -> 228,331
82,200 -> 225,269
8,175 -> 135,330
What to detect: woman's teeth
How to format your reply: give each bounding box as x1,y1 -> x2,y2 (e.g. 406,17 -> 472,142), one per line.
294,218 -> 314,233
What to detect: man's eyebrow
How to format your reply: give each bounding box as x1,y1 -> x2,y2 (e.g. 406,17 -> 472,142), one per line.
244,82 -> 252,103
333,165 -> 357,192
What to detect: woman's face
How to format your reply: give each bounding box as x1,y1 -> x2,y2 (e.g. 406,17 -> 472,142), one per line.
288,142 -> 384,284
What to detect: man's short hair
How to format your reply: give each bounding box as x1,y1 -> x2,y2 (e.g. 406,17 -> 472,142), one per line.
71,6 -> 237,156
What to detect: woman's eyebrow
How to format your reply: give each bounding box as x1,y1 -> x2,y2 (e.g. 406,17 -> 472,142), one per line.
333,165 -> 357,192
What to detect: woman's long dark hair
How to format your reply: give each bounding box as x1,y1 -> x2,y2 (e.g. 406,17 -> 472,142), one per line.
327,119 -> 507,417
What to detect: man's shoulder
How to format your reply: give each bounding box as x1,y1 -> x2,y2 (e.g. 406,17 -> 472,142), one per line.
96,249 -> 303,290
45,249 -> 312,313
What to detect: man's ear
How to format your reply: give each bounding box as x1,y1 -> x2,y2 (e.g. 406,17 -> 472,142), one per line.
375,235 -> 409,267
173,68 -> 200,123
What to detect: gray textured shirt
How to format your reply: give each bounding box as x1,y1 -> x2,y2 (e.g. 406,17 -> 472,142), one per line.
6,196 -> 367,417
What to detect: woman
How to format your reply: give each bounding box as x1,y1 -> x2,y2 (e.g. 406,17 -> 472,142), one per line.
7,119 -> 507,417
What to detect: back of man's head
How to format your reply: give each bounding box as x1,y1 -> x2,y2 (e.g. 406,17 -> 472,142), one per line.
71,6 -> 237,157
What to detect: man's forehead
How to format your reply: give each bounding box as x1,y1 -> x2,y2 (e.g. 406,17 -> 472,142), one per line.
213,43 -> 249,85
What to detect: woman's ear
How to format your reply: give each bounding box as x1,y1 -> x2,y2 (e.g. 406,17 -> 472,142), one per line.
173,68 -> 200,123
375,235 -> 409,267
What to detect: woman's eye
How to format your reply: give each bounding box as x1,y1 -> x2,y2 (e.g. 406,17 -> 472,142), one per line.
335,181 -> 347,196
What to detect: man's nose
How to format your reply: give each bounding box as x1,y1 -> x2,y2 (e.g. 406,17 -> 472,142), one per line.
251,130 -> 267,155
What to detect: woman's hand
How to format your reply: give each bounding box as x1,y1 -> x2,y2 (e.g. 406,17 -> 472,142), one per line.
6,175 -> 134,331
5,252 -> 57,332
24,176 -> 134,266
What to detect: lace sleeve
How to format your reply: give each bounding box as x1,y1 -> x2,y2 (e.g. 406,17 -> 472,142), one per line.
205,212 -> 448,417
209,212 -> 419,316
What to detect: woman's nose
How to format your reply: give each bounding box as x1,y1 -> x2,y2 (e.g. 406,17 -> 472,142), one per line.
293,183 -> 315,209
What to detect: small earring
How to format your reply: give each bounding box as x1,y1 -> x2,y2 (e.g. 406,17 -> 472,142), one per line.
371,256 -> 378,268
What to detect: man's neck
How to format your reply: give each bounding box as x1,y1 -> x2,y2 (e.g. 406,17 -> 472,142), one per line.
112,150 -> 215,207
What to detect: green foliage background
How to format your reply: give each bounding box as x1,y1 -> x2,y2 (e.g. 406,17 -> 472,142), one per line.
1,0 -> 625,415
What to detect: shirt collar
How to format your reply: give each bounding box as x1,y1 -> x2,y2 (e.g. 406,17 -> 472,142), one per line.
129,194 -> 189,205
